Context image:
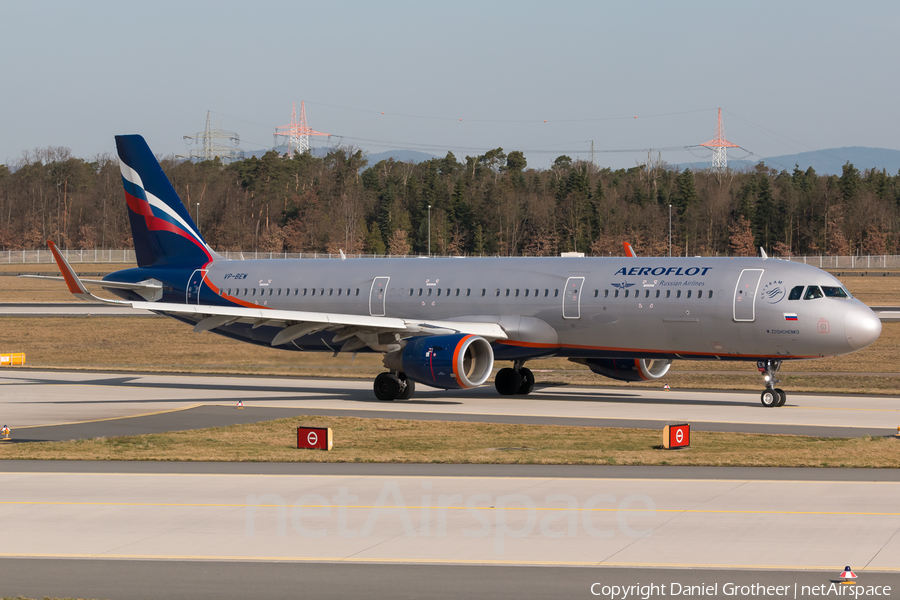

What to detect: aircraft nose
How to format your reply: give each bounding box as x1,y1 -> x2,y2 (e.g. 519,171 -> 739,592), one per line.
845,305 -> 882,350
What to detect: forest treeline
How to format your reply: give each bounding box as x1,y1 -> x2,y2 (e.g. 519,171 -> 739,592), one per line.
0,145 -> 898,258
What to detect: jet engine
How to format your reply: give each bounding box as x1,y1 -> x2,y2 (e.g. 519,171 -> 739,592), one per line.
383,334 -> 494,389
575,358 -> 672,382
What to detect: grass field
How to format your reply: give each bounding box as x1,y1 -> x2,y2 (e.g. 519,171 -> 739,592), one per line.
2,414 -> 898,467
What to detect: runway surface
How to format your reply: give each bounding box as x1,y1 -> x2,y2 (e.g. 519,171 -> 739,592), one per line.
2,370 -> 900,598
1,369 -> 899,439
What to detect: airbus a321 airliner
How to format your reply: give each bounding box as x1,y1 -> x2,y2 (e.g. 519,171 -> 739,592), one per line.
40,135 -> 882,407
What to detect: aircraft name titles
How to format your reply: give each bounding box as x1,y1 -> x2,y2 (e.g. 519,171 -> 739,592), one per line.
614,266 -> 713,277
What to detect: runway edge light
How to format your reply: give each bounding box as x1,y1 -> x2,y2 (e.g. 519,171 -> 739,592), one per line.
839,566 -> 857,584
298,426 -> 333,451
663,423 -> 690,449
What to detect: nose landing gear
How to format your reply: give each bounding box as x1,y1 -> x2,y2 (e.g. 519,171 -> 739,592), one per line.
758,360 -> 786,407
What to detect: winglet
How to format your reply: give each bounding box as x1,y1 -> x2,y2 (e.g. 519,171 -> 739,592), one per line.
623,241 -> 637,257
47,241 -> 129,305
759,247 -> 768,259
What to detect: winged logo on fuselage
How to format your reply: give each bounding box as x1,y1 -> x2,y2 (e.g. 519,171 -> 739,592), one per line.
611,282 -> 636,290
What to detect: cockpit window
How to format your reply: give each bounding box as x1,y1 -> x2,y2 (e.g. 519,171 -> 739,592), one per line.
788,286 -> 804,301
803,286 -> 824,300
822,286 -> 849,298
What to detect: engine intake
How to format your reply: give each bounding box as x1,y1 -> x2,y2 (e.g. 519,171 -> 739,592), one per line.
575,358 -> 672,382
384,334 -> 494,389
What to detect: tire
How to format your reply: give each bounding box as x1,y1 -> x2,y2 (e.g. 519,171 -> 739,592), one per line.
517,367 -> 535,395
495,368 -> 522,396
374,372 -> 401,401
760,389 -> 778,408
397,374 -> 415,400
774,388 -> 786,407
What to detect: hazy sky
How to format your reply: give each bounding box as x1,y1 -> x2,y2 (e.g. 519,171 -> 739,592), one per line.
2,0 -> 897,170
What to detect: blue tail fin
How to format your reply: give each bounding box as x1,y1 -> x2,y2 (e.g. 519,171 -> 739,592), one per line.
116,135 -> 214,268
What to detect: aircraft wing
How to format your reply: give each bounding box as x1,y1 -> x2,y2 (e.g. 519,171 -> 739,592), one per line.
44,240 -> 507,353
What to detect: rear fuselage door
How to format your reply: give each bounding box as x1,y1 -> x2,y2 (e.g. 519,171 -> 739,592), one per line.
369,276 -> 390,316
733,269 -> 763,322
562,276 -> 585,319
186,269 -> 207,304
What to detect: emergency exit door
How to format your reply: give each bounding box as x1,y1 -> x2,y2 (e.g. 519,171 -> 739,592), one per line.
563,276 -> 585,319
369,277 -> 389,316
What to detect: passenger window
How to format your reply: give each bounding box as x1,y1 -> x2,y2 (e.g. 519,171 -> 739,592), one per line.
355,288 -> 360,296
645,290 -> 650,298
525,289 -> 530,297
496,289 -> 500,297
270,288 -> 274,296
666,290 -> 671,298
419,289 -> 423,296
337,289 -> 341,296
592,289 -> 597,298
604,289 -> 609,298
687,290 -> 692,299
294,289 -> 299,296
707,290 -> 713,299
456,289 -> 460,296
466,289 -> 471,296
615,290 -> 619,298
480,289 -> 485,296
624,289 -> 629,298
554,289 -> 559,297
515,289 -> 520,297
446,288 -> 450,296
506,289 -> 510,297
436,289 -> 441,296
788,286 -> 804,301
544,289 -> 549,297
329,288 -> 333,296
252,289 -> 256,296
804,286 -> 824,300
822,286 -> 849,298
655,290 -> 660,298
346,288 -> 351,296
319,288 -> 324,296
676,290 -> 681,298
409,289 -> 414,296
534,289 -> 539,297
428,288 -> 432,296
303,288 -> 307,296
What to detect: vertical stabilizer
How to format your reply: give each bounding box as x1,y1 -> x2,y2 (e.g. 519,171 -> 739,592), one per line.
115,135 -> 215,268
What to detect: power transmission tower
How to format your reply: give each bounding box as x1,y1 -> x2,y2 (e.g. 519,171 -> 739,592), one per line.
275,101 -> 331,158
700,108 -> 738,172
181,111 -> 243,163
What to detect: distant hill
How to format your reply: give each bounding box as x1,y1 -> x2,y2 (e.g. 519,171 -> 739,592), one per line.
691,147 -> 900,176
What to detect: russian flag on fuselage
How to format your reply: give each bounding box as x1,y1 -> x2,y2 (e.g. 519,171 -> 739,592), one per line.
115,135 -> 212,268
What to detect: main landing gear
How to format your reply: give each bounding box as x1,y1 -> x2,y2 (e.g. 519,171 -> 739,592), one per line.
374,371 -> 415,401
494,361 -> 535,396
759,359 -> 786,408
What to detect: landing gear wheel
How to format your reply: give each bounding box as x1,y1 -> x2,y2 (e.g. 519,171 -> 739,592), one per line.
397,373 -> 415,400
495,368 -> 523,396
774,388 -> 786,407
760,389 -> 778,408
517,367 -> 535,395
374,372 -> 401,401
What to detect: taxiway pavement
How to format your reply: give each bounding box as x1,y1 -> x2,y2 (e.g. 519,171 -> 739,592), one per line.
1,369 -> 898,438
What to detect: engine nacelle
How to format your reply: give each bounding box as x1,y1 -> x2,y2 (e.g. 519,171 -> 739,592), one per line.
384,334 -> 494,389
577,358 -> 672,382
